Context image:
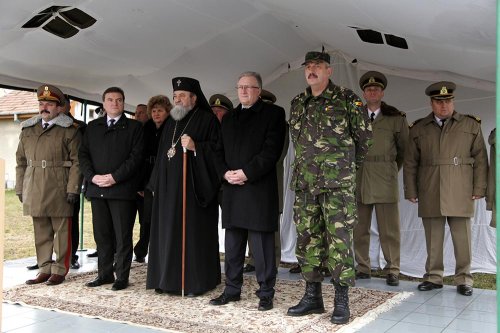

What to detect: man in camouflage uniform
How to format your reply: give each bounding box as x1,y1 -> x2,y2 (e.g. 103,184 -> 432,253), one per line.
286,51 -> 372,324
404,81 -> 487,296
353,71 -> 408,286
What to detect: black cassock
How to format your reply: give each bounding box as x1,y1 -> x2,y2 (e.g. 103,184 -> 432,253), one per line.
146,107 -> 221,295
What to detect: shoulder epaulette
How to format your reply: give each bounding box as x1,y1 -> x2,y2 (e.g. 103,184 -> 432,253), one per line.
409,118 -> 424,128
466,114 -> 481,123
399,111 -> 406,117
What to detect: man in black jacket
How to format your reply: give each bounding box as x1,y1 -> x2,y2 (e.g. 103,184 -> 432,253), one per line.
79,87 -> 143,291
209,71 -> 286,311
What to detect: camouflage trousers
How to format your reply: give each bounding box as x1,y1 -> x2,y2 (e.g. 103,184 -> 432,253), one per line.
293,188 -> 357,286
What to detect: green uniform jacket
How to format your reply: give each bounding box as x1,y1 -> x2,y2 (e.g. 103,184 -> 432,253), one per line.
289,80 -> 372,195
15,114 -> 82,217
403,111 -> 488,217
356,102 -> 409,204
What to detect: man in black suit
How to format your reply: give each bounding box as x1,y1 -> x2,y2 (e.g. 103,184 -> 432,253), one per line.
209,71 -> 286,311
79,87 -> 143,291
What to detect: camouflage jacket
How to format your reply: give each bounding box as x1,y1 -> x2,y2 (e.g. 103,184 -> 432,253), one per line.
289,80 -> 372,194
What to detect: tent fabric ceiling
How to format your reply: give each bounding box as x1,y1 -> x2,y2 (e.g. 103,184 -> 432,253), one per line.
0,0 -> 495,108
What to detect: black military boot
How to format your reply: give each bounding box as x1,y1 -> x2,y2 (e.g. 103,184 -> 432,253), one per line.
331,285 -> 350,324
287,282 -> 325,316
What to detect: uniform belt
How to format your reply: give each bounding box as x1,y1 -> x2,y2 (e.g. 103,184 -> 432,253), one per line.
28,160 -> 73,168
421,157 -> 475,166
363,155 -> 396,162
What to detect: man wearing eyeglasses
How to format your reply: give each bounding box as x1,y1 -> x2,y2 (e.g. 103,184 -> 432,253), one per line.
286,51 -> 372,324
210,71 -> 286,311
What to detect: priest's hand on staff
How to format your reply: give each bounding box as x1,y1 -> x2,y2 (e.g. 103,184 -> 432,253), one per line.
181,134 -> 196,152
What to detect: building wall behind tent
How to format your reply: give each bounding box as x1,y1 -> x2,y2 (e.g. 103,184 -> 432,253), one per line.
254,55 -> 496,276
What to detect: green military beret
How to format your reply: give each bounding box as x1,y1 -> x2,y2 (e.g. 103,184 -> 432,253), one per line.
425,81 -> 456,100
359,71 -> 387,90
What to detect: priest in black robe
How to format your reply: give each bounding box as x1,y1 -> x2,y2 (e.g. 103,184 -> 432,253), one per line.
147,77 -> 222,295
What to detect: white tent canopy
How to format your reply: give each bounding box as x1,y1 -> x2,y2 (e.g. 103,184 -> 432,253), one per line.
1,0 -> 496,275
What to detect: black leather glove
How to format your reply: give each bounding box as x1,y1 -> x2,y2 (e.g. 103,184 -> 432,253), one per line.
17,193 -> 22,203
66,193 -> 78,204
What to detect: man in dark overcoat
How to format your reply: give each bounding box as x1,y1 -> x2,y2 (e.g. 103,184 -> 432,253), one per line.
79,86 -> 143,291
209,71 -> 286,311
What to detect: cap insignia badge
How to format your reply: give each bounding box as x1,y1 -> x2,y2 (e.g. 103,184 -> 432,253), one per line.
43,86 -> 50,97
368,77 -> 375,83
177,79 -> 181,87
440,86 -> 448,95
215,98 -> 221,106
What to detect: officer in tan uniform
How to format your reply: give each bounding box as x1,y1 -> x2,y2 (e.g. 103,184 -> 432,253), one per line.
403,81 -> 487,296
16,84 -> 82,286
354,71 -> 408,286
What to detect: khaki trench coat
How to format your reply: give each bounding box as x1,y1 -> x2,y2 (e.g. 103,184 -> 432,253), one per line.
357,103 -> 409,204
15,114 -> 82,217
403,112 -> 488,217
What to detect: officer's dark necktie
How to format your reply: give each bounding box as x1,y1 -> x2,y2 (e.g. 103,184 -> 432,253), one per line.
43,123 -> 49,130
439,118 -> 446,129
370,112 -> 375,123
108,119 -> 115,128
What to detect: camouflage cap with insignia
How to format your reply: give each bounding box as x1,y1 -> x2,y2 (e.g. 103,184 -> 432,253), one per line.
359,71 -> 387,90
302,51 -> 331,65
260,89 -> 277,104
425,81 -> 456,100
36,84 -> 65,105
209,94 -> 233,110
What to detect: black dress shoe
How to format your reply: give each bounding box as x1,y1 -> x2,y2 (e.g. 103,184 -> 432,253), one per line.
86,276 -> 115,287
355,271 -> 371,280
457,284 -> 473,296
87,251 -> 98,258
70,260 -> 80,269
258,297 -> 273,311
209,293 -> 241,305
386,273 -> 399,286
26,263 -> 39,270
155,288 -> 164,294
417,281 -> 443,291
289,264 -> 301,274
134,256 -> 146,263
243,264 -> 255,273
111,279 -> 129,291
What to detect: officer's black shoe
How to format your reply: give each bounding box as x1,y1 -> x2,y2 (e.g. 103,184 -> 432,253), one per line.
209,293 -> 241,305
243,264 -> 255,273
70,260 -> 80,269
258,296 -> 273,311
386,273 -> 399,286
287,282 -> 325,316
417,281 -> 443,291
26,263 -> 39,270
111,279 -> 129,291
457,284 -> 473,296
87,251 -> 98,258
355,271 -> 371,280
331,285 -> 350,324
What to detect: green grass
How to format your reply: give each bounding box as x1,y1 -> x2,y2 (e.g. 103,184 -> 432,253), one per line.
3,189 -> 496,290
3,189 -> 139,260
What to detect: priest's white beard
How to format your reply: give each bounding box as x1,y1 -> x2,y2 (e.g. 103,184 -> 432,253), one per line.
170,104 -> 193,121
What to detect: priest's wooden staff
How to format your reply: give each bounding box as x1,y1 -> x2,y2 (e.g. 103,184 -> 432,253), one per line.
182,146 -> 187,297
